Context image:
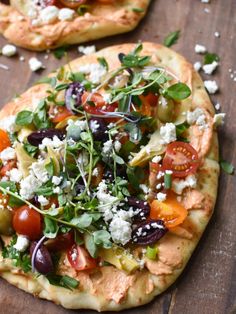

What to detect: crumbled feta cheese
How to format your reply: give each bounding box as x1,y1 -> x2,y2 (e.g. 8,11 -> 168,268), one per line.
40,6 -> 59,24
114,140 -> 121,152
78,63 -> 106,84
89,120 -> 100,133
20,174 -> 41,200
215,103 -> 221,110
38,195 -> 49,206
29,57 -> 43,72
78,45 -> 96,55
213,113 -> 226,126
67,119 -> 87,131
139,184 -> 149,194
52,176 -> 62,186
152,155 -> 162,163
156,183 -> 162,190
165,170 -> 173,175
103,93 -> 112,103
172,175 -> 197,194
201,0 -> 210,3
13,235 -> 29,252
194,61 -> 202,72
31,160 -> 49,183
102,140 -> 113,156
160,123 -> 176,144
0,115 -> 19,133
0,147 -> 16,164
109,216 -> 132,245
204,8 -> 210,13
19,56 -> 25,62
58,8 -> 75,21
157,171 -> 165,179
187,108 -> 208,129
204,80 -> 219,94
214,31 -> 220,37
2,44 -> 17,57
39,136 -> 65,150
92,167 -> 99,177
53,187 -> 61,194
195,44 -> 207,54
71,247 -> 77,261
7,168 -> 22,182
202,61 -> 218,75
157,192 -> 167,202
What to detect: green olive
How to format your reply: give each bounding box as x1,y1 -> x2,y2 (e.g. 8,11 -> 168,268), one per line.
0,208 -> 14,236
157,96 -> 175,122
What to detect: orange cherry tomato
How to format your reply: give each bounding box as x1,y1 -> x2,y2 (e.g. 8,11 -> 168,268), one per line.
162,142 -> 200,178
67,245 -> 97,271
51,106 -> 72,123
13,205 -> 42,240
0,160 -> 16,177
0,129 -> 11,153
142,93 -> 158,107
150,195 -> 188,229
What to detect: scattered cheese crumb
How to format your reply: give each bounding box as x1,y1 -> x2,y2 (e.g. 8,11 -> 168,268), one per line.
152,155 -> 162,163
204,80 -> 219,94
58,8 -> 75,21
160,123 -> 176,144
13,235 -> 29,252
187,108 -> 208,129
202,61 -> 218,75
214,31 -> 220,38
38,195 -> 49,207
2,44 -> 17,57
7,168 -> 22,183
40,6 -> 59,24
201,0 -> 210,2
156,192 -> 167,202
0,147 -> 16,164
213,113 -> 226,126
215,103 -> 221,110
52,176 -> 62,186
29,57 -> 43,72
78,45 -> 96,55
194,61 -> 202,72
195,44 -> 207,54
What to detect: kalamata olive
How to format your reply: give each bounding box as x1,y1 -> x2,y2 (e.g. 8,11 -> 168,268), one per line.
65,82 -> 84,113
30,242 -> 54,275
45,232 -> 74,252
0,208 -> 13,236
127,197 -> 150,222
116,164 -> 128,179
27,128 -> 65,146
89,118 -> 108,142
103,168 -> 114,182
131,219 -> 167,246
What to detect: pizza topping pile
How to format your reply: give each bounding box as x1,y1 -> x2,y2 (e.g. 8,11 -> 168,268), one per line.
0,44 -> 207,288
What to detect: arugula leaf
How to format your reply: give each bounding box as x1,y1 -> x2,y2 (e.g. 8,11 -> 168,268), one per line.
163,30 -> 180,47
15,111 -> 33,126
220,160 -> 234,175
97,57 -> 109,71
176,122 -> 190,137
204,53 -> 220,65
113,154 -> 125,165
0,182 -> 24,207
93,230 -> 112,249
53,46 -> 68,59
44,217 -> 59,239
47,274 -> 79,290
165,83 -> 191,101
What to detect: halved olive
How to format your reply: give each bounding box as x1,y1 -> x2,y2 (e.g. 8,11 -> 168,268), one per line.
0,208 -> 14,236
157,96 -> 175,122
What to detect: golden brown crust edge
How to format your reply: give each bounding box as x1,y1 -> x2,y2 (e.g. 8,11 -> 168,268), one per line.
0,1 -> 150,51
0,43 -> 220,311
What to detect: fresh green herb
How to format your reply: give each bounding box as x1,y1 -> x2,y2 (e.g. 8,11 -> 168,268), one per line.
122,54 -> 151,68
0,182 -> 24,207
55,83 -> 68,91
35,76 -> 57,87
84,233 -> 98,258
57,66 -> 65,81
163,30 -> 180,47
204,53 -> 220,65
53,46 -> 68,59
220,160 -> 234,175
97,57 -> 109,71
176,122 -> 190,137
164,83 -> 191,101
127,166 -> 145,190
23,143 -> 39,157
47,274 -> 79,290
146,246 -> 158,260
44,217 -> 59,239
132,7 -> 145,13
164,173 -> 172,189
70,213 -> 93,229
93,230 -> 112,249
45,158 -> 55,177
15,110 -> 34,126
2,236 -> 31,273
125,123 -> 142,143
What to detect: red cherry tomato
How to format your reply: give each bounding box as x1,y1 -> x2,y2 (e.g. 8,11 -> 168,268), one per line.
13,205 -> 42,240
0,160 -> 16,177
0,129 -> 11,153
46,232 -> 74,252
67,245 -> 97,271
162,142 -> 200,178
50,106 -> 72,123
142,93 -> 158,107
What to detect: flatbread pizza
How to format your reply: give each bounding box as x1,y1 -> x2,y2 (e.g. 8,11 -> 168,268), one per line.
0,0 -> 150,51
0,43 -> 220,311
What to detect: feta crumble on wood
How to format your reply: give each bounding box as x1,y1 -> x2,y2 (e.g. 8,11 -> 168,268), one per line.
2,44 -> 17,57
78,45 -> 96,55
13,235 -> 29,252
213,113 -> 226,126
204,80 -> 218,94
195,44 -> 207,54
202,61 -> 218,75
194,61 -> 202,72
29,57 -> 43,72
160,123 -> 176,144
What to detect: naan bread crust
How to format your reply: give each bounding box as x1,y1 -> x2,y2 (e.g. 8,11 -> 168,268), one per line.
0,43 -> 219,311
0,1 -> 150,51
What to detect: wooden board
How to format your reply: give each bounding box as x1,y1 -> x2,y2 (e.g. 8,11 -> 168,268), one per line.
0,0 -> 236,313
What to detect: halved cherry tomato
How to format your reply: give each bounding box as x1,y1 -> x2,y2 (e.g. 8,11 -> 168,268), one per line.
13,205 -> 42,240
0,160 -> 16,177
46,232 -> 74,252
162,142 -> 200,178
150,195 -> 187,228
149,162 -> 163,190
67,245 -> 97,271
50,106 -> 72,123
0,129 -> 11,153
142,93 -> 158,107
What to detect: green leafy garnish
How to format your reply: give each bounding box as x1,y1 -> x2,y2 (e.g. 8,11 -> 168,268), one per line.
44,217 -> 59,239
53,46 -> 68,59
132,7 -> 145,13
165,83 -> 191,101
204,53 -> 220,65
164,173 -> 172,189
97,57 -> 109,71
15,110 -> 34,126
163,30 -> 180,47
220,160 -> 234,175
47,274 -> 79,290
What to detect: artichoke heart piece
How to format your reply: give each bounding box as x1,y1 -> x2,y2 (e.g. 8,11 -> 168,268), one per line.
129,130 -> 165,167
15,142 -> 36,178
45,146 -> 61,175
99,247 -> 139,273
17,127 -> 34,143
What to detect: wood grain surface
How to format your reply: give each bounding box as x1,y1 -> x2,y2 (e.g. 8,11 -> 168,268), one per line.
0,0 -> 235,313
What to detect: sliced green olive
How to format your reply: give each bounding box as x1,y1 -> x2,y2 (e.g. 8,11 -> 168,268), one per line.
157,96 -> 175,122
0,208 -> 14,236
